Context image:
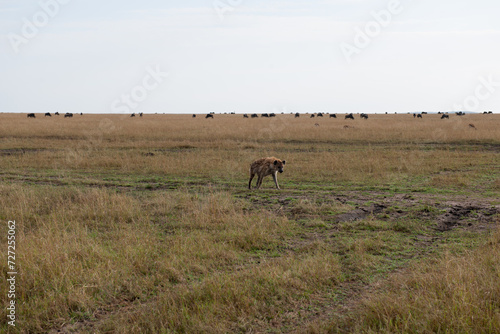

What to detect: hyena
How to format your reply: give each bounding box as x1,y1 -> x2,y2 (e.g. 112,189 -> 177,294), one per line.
249,157 -> 286,190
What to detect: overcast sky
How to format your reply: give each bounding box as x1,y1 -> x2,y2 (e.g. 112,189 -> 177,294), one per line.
1,0 -> 499,114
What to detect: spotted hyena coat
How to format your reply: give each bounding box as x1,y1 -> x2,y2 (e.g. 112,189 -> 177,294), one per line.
249,157 -> 286,190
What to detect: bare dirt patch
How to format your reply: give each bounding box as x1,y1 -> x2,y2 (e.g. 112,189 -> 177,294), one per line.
335,203 -> 387,223
436,203 -> 499,231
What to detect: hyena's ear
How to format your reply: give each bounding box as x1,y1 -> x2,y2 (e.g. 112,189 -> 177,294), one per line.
274,160 -> 278,165
282,160 -> 286,165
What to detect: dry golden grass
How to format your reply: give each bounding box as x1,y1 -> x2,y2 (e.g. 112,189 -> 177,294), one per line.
2,112 -> 498,143
322,226 -> 500,334
0,184 -> 298,333
0,112 -> 498,333
0,113 -> 498,185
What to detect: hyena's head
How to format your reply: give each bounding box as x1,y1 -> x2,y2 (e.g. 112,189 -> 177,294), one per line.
274,159 -> 286,173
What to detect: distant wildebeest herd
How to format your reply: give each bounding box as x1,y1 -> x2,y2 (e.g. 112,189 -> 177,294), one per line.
25,111 -> 493,126
188,111 -> 490,132
27,112 -> 81,118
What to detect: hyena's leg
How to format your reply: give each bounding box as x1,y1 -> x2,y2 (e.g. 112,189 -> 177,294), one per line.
249,172 -> 255,189
272,172 -> 280,189
256,174 -> 263,189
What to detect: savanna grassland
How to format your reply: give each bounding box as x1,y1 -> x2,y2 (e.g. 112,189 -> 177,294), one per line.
0,112 -> 499,333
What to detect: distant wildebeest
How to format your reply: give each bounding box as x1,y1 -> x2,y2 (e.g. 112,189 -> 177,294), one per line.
27,113 -> 36,118
421,112 -> 428,114
456,111 -> 465,116
345,113 -> 354,120
269,113 -> 276,117
469,123 -> 477,130
417,114 -> 423,118
441,114 -> 449,119
329,114 -> 337,118
206,114 -> 214,119
317,112 -> 323,117
243,114 -> 249,118
139,112 -> 143,117
413,113 -> 416,118
310,114 -> 315,118
55,112 -> 60,116
295,113 -> 300,118
45,112 -> 51,117
261,113 -> 269,117
360,113 -> 368,119
192,114 -> 196,118
251,114 -> 258,118
249,157 -> 286,190
64,113 -> 73,118
130,113 -> 135,117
